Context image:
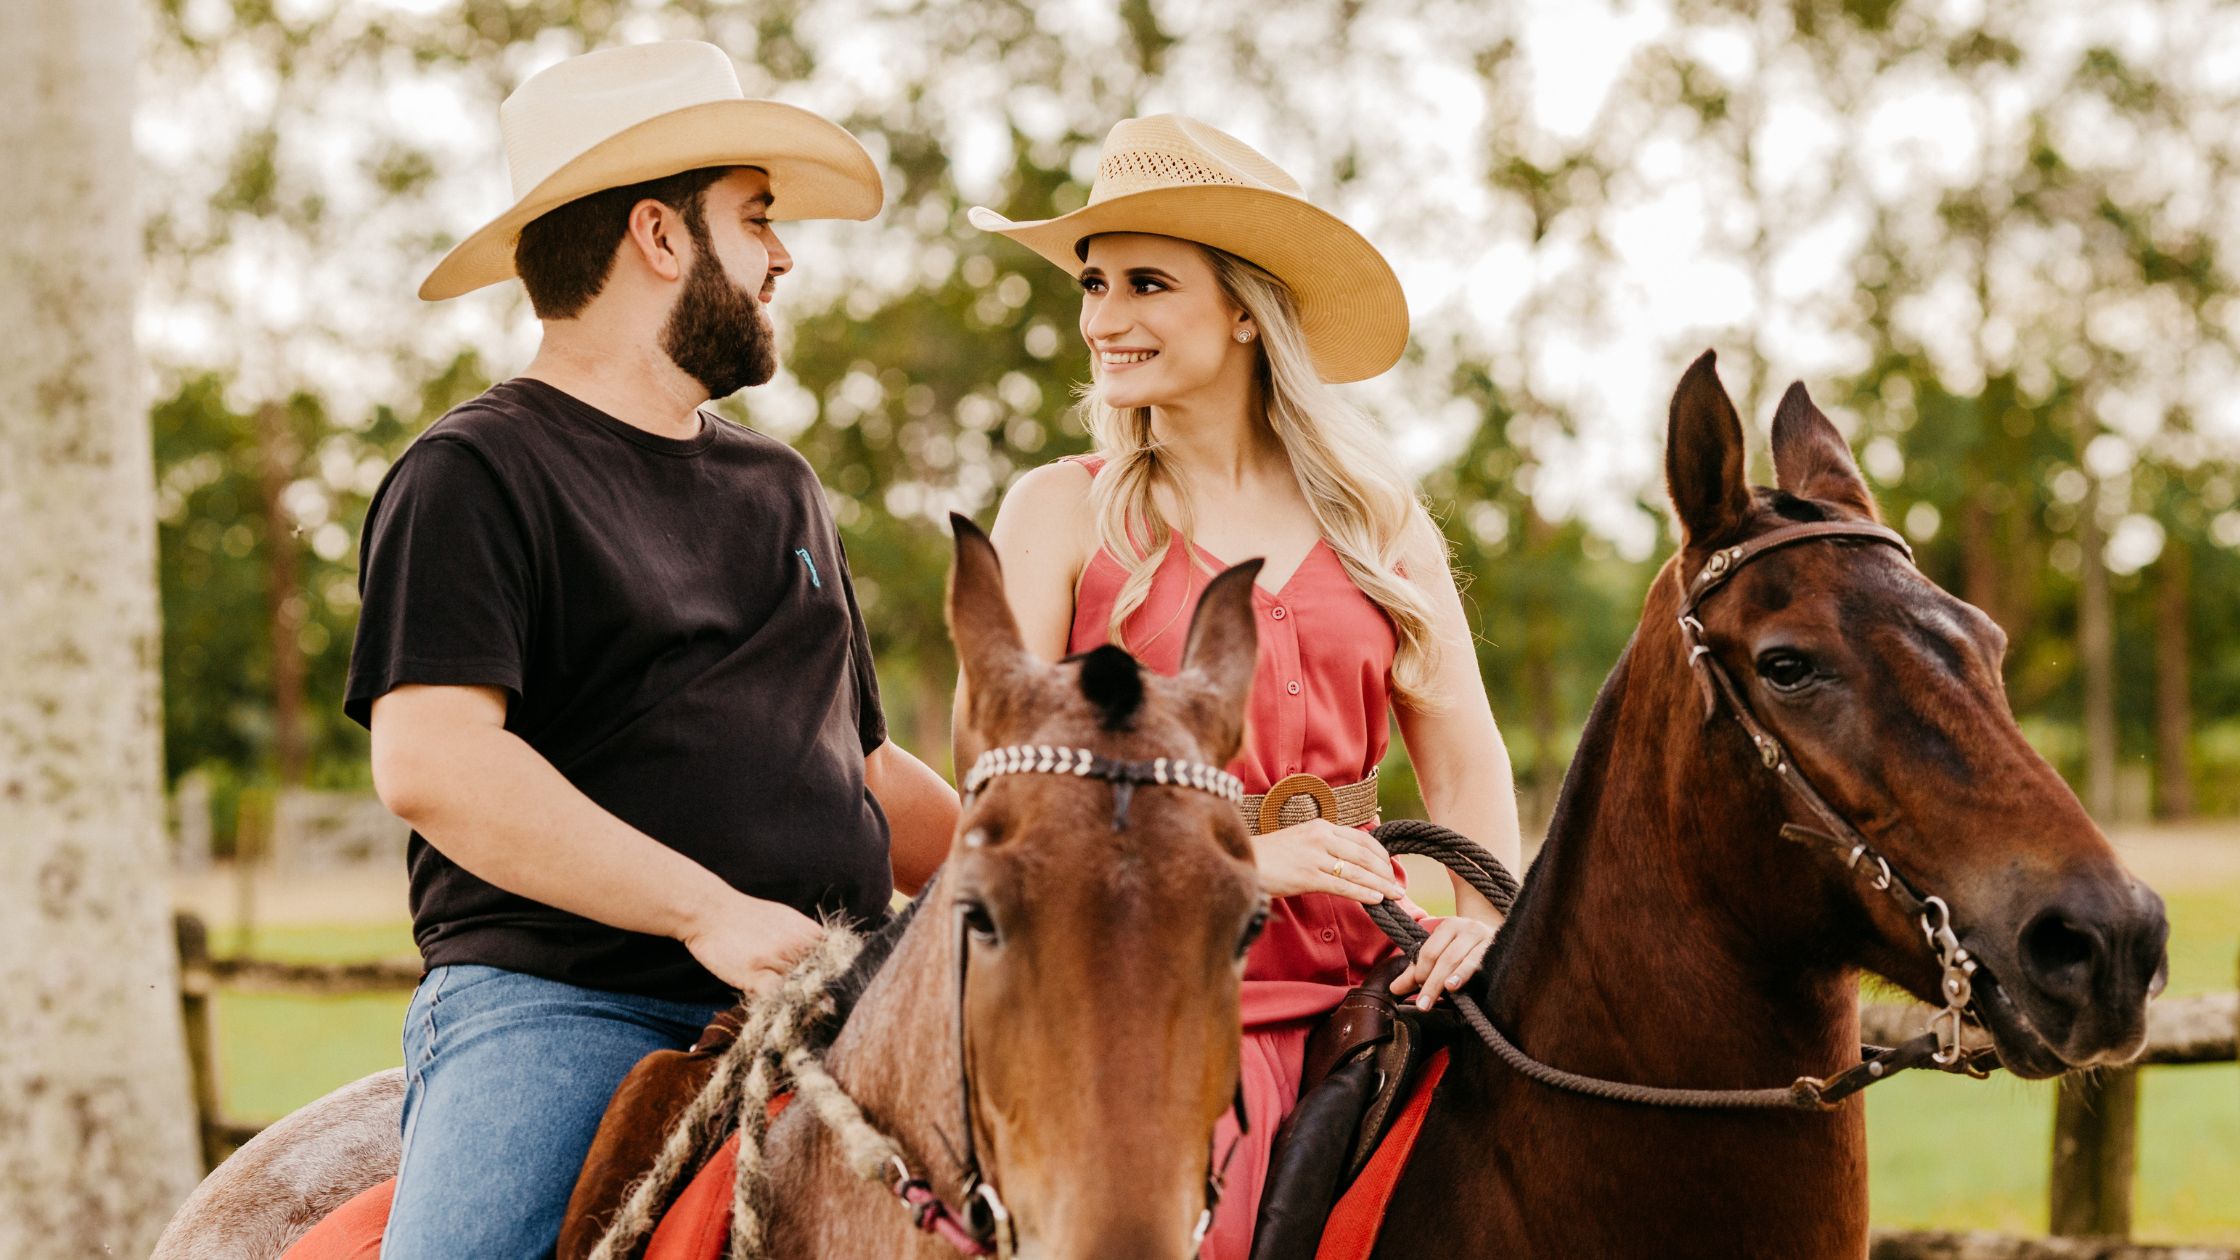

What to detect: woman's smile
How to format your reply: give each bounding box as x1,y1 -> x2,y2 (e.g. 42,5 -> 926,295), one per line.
1098,347 -> 1160,369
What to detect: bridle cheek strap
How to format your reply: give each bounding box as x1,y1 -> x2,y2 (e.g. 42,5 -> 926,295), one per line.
1677,519 -> 1992,1080
1192,1079 -> 1252,1250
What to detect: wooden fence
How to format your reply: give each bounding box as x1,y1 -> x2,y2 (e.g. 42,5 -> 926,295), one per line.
1858,987 -> 2238,1256
174,913 -> 421,1170
174,914 -> 2238,1255
1870,1234 -> 2240,1259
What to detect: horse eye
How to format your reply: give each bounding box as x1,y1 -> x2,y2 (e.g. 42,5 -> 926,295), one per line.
960,900 -> 999,943
1756,650 -> 1817,692
1237,901 -> 1271,959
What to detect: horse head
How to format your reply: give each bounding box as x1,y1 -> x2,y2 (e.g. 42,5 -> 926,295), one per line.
941,514 -> 1265,1259
1660,350 -> 2168,1078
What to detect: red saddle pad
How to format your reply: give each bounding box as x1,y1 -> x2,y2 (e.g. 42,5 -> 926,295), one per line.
641,1131 -> 741,1259
1313,1047 -> 1449,1260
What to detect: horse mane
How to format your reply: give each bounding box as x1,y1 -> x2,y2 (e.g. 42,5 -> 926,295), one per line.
1473,495 -> 1807,1011
1470,630 -> 1638,1014
810,879 -> 934,1052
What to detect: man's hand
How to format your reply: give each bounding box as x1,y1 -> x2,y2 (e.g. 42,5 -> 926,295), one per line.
677,890 -> 826,994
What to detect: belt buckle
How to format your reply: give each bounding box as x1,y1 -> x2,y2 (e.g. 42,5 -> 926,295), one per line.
1258,772 -> 1339,833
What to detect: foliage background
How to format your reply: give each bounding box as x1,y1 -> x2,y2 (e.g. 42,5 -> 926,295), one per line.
143,0 -> 2240,837
137,0 -> 2240,1242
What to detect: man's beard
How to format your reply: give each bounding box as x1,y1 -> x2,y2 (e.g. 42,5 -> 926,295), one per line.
659,229 -> 777,399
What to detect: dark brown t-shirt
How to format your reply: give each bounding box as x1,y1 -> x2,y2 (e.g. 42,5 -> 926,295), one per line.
346,378 -> 889,1002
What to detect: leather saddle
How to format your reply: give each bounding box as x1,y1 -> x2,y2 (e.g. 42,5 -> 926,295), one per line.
1249,958 -> 1452,1260
556,1004 -> 748,1260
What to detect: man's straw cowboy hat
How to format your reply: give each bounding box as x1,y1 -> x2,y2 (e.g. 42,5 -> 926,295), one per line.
421,41 -> 884,301
968,114 -> 1408,383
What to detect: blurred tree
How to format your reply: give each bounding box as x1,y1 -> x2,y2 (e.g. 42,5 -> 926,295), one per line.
136,0 -> 2240,827
1620,0 -> 2240,820
152,374 -> 437,797
0,0 -> 201,1252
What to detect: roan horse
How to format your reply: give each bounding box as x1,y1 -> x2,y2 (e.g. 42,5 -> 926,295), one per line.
1368,353 -> 2169,1259
156,518 -> 1268,1260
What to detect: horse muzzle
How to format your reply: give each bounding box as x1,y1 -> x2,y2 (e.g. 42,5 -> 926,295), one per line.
1963,873 -> 2169,1078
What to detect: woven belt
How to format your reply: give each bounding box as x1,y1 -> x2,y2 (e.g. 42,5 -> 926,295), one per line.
1240,768 -> 1380,835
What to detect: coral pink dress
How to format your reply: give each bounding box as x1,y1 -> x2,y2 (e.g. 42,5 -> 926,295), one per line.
1061,456 -> 1425,1258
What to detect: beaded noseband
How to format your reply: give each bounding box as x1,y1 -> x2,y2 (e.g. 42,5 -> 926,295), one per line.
962,745 -> 1246,831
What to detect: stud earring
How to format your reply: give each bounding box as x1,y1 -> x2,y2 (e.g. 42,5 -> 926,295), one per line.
1235,328 -> 1256,343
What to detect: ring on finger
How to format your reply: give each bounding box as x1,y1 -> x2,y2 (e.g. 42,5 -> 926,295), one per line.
1331,859 -> 1348,879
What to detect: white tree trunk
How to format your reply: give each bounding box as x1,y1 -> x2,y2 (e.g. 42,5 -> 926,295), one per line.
0,0 -> 203,1253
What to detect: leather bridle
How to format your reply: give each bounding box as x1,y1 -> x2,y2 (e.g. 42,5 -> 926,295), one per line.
1672,519 -> 2002,1100
926,744 -> 1259,1256
1379,519 -> 2003,1112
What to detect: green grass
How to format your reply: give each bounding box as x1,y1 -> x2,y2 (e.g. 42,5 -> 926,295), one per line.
211,869 -> 2240,1242
2156,882 -> 2240,998
1866,867 -> 2240,1243
210,922 -> 415,1125
1865,1061 -> 2240,1241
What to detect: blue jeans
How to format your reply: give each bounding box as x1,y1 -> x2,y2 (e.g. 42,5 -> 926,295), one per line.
381,964 -> 727,1259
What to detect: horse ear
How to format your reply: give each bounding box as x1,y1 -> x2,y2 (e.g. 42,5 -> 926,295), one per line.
1178,561 -> 1263,762
1771,382 -> 1879,521
1665,350 -> 1752,547
948,514 -> 1030,729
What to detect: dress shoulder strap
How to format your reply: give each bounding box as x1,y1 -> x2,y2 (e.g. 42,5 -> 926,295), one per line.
1058,453 -> 1108,477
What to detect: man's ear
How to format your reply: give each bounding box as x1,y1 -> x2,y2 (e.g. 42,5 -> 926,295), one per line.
622,199 -> 688,283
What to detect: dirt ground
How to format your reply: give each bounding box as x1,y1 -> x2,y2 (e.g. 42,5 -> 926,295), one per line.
171,863 -> 411,929
2104,819 -> 2240,886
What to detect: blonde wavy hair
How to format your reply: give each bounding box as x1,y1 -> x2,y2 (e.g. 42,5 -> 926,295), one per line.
1082,245 -> 1444,707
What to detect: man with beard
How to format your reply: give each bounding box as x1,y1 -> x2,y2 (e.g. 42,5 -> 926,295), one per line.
341,42 -> 958,1256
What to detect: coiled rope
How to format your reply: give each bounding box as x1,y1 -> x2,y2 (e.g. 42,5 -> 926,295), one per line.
588,925 -> 916,1260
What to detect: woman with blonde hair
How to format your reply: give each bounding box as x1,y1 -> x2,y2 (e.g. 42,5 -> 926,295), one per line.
968,115 -> 1524,1255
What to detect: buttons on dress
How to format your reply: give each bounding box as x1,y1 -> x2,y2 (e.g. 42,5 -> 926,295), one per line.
1271,605 -> 1287,620
1286,680 -> 1301,695
1319,927 -> 1338,943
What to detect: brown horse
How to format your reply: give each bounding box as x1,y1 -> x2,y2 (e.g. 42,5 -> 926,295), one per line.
752,518 -> 1267,1258
1371,353 -> 2168,1259
156,519 -> 1266,1260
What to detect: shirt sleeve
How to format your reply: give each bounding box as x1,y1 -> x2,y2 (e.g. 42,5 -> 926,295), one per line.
834,536 -> 887,754
344,437 -> 535,729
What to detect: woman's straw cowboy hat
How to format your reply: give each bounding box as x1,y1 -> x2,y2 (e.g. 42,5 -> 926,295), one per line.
968,115 -> 1408,383
421,41 -> 884,301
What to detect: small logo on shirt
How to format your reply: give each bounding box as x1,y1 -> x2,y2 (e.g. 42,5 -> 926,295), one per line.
795,548 -> 822,588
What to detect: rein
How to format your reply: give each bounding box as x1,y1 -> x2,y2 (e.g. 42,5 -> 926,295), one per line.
1373,520 -> 2002,1112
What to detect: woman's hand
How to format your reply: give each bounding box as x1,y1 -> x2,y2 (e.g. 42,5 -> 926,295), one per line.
1251,819 -> 1408,904
1389,915 -> 1497,1010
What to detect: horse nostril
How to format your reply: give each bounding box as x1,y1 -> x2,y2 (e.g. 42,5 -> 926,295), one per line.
2020,911 -> 2099,995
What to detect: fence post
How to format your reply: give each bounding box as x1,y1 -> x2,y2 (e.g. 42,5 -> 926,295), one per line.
175,912 -> 227,1174
2048,1066 -> 2138,1238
